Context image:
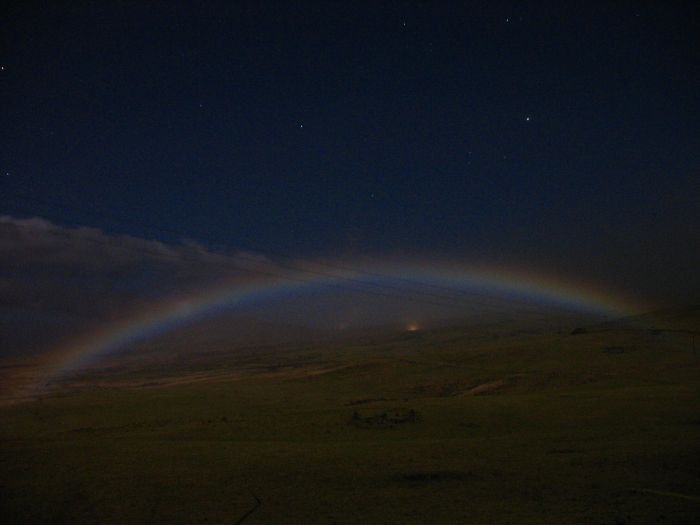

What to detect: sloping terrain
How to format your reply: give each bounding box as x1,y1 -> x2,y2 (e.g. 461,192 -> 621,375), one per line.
1,309 -> 699,524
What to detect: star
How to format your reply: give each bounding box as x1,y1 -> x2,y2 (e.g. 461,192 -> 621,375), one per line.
525,116 -> 531,121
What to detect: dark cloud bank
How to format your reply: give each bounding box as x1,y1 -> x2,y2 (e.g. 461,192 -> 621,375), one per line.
0,216 -> 278,356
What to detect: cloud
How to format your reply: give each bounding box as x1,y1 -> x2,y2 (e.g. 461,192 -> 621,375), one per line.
0,215 -> 240,269
0,214 -> 277,276
0,216 -> 282,354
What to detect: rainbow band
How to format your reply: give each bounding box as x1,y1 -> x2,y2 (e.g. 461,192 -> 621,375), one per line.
37,263 -> 637,387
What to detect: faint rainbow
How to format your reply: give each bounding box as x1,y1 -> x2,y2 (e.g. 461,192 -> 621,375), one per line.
35,262 -> 638,389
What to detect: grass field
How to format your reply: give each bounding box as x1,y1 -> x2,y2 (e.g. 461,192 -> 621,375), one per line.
1,310 -> 699,524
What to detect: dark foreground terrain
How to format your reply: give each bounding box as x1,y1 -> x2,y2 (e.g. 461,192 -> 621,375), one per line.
1,308 -> 699,524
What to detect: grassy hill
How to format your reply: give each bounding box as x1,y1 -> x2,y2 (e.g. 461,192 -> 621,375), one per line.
1,309 -> 699,524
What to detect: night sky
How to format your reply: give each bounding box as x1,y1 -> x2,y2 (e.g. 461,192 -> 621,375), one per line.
2,2 -> 699,307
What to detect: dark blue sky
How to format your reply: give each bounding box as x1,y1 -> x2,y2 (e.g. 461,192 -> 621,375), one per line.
2,1 -> 698,284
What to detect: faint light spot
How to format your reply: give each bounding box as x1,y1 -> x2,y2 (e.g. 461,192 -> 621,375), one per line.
177,301 -> 194,315
406,322 -> 420,332
525,116 -> 531,121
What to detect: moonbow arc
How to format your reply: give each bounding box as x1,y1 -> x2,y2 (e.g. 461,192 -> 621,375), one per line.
40,263 -> 634,384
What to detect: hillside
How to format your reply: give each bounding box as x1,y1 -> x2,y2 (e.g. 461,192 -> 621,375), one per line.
1,309 -> 699,524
